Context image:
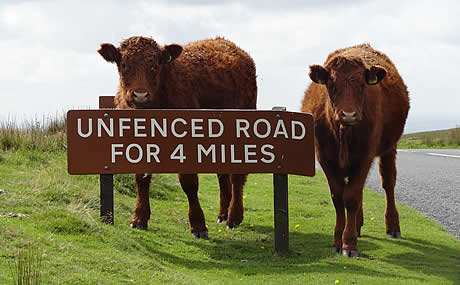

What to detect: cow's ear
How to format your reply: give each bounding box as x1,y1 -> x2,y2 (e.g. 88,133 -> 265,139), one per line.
98,43 -> 121,64
309,65 -> 329,85
366,65 -> 386,85
161,44 -> 183,64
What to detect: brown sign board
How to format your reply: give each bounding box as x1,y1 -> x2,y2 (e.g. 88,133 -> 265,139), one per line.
99,96 -> 116,109
67,109 -> 315,176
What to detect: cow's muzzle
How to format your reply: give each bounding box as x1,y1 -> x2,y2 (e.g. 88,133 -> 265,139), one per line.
339,111 -> 357,125
132,91 -> 149,104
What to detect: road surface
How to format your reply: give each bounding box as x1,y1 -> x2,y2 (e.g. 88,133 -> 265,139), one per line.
365,149 -> 460,239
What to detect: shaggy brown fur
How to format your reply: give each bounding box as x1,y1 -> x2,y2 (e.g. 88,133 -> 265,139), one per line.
301,43 -> 409,257
98,36 -> 257,238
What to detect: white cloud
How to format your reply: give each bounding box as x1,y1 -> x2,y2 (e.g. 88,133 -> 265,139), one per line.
0,0 -> 459,132
1,2 -> 56,37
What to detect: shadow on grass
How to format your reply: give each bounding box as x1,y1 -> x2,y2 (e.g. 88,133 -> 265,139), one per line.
126,225 -> 429,282
367,235 -> 460,283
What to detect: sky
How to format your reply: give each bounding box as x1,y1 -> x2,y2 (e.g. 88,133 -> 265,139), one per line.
1,0 -> 459,133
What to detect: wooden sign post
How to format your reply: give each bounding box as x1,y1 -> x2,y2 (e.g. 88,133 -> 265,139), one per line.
272,107 -> 289,253
67,97 -> 315,253
99,97 -> 115,224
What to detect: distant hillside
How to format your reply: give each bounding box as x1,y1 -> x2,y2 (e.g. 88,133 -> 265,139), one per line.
399,127 -> 460,149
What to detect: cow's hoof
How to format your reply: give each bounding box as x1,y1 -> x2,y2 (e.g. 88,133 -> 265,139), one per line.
342,249 -> 359,258
332,247 -> 341,254
226,216 -> 243,229
192,231 -> 209,239
226,224 -> 239,230
217,218 -> 227,223
130,223 -> 147,230
387,231 -> 401,239
226,223 -> 240,229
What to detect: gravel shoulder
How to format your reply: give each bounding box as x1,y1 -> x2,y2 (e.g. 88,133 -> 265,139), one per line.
365,149 -> 460,240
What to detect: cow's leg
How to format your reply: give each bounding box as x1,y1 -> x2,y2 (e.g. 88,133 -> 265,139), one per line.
130,174 -> 152,230
179,174 -> 208,239
319,160 -> 345,252
341,160 -> 373,258
357,203 -> 364,237
217,174 -> 232,223
379,148 -> 401,238
330,189 -> 346,253
342,186 -> 363,258
226,174 -> 247,229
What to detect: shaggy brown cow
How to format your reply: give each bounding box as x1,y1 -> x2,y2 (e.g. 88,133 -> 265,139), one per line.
98,36 -> 257,238
301,43 -> 409,257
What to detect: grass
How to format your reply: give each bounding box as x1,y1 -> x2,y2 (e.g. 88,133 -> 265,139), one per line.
399,127 -> 460,149
1,117 -> 459,284
8,245 -> 42,285
0,115 -> 66,152
0,149 -> 459,284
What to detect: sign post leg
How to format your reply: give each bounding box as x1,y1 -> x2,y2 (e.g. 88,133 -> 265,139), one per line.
98,98 -> 115,224
100,174 -> 114,224
271,106 -> 289,253
273,173 -> 289,253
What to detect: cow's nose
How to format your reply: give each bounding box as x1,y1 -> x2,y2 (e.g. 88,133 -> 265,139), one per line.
340,111 -> 357,124
342,111 -> 356,118
132,91 -> 149,103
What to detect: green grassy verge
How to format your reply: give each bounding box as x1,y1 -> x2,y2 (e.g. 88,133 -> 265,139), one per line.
399,127 -> 460,149
0,150 -> 459,284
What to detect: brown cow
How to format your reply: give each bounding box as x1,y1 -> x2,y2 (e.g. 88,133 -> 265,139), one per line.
98,36 -> 257,238
301,43 -> 409,257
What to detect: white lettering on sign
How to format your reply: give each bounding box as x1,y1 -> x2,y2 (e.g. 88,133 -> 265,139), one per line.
98,118 -> 114,137
126,144 -> 143,163
191,119 -> 204,138
292,121 -> 306,140
74,115 -> 308,167
108,143 -> 278,165
273,120 -> 288,138
230,144 -> 242,163
244,145 -> 257,163
233,118 -> 306,140
78,118 -> 92,137
170,144 -> 186,163
221,144 -> 226,163
119,118 -> 131,137
209,119 -> 224,138
111,143 -> 123,163
151,118 -> 167,137
236,119 -> 250,138
197,144 -> 216,163
254,119 -> 271,138
77,117 -> 306,140
194,144 -> 275,164
171,118 -> 187,138
111,143 -> 160,163
134,118 -> 147,137
261,144 -> 275,163
146,144 -> 160,163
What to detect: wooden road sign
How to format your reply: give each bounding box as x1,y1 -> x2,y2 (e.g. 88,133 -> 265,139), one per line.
67,109 -> 315,176
67,96 -> 315,254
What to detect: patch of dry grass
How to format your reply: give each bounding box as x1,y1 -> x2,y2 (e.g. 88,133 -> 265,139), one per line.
0,115 -> 66,152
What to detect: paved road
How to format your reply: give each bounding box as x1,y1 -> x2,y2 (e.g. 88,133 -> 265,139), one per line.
365,149 -> 460,239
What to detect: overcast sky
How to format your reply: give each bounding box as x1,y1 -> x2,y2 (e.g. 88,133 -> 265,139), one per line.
1,0 -> 459,133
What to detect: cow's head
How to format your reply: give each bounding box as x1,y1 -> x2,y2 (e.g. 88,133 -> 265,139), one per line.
309,56 -> 386,126
98,36 -> 182,107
